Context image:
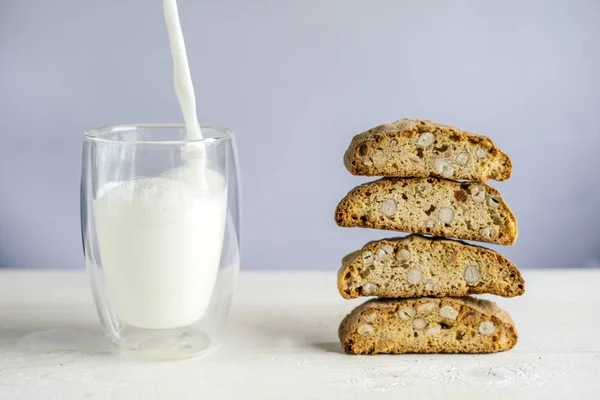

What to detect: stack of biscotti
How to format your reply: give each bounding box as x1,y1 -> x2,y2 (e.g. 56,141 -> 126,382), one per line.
334,118 -> 523,355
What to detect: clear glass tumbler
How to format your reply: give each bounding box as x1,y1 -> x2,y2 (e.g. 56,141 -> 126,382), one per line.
81,124 -> 240,360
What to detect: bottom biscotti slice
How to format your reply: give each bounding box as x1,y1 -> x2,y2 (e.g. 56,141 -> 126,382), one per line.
339,297 -> 518,354
338,235 -> 525,299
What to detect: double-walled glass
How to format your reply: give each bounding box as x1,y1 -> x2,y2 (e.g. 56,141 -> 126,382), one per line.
81,125 -> 240,360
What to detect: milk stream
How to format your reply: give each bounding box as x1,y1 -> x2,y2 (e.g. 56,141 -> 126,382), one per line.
163,0 -> 201,140
93,0 -> 228,330
163,0 -> 207,188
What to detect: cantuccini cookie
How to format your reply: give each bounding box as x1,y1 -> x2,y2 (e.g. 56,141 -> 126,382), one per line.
334,177 -> 518,245
339,297 -> 518,355
338,234 -> 524,299
344,118 -> 512,181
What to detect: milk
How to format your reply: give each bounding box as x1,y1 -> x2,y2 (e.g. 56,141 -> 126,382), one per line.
93,0 -> 228,330
95,172 -> 227,329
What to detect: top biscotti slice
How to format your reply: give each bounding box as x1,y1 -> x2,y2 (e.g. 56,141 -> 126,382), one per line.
339,297 -> 518,355
334,177 -> 518,245
344,118 -> 512,181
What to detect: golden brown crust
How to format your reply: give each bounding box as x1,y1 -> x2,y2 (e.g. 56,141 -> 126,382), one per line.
339,297 -> 518,355
344,118 -> 512,181
334,177 -> 518,245
337,234 -> 525,299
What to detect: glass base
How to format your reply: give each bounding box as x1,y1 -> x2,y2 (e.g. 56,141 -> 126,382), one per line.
116,327 -> 218,361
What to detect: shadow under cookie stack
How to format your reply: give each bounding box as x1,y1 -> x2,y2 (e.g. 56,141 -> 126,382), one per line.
334,118 -> 524,355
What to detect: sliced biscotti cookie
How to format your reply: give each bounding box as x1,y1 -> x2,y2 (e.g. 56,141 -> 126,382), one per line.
343,118 -> 512,181
334,177 -> 518,245
338,235 -> 524,299
339,297 -> 518,355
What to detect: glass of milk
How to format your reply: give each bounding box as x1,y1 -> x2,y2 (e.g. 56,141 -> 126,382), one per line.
81,124 -> 240,360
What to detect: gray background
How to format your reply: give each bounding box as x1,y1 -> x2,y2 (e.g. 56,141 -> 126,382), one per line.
1,0 -> 599,269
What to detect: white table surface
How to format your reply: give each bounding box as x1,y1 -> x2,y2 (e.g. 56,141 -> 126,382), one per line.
0,269 -> 598,399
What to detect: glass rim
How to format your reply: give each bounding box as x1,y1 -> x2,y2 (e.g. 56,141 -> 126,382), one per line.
84,123 -> 234,145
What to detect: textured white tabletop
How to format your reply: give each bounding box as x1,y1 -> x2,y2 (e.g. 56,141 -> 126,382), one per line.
0,269 -> 598,399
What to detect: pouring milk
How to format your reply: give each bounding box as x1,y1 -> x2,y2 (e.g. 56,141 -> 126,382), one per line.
93,0 -> 227,330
